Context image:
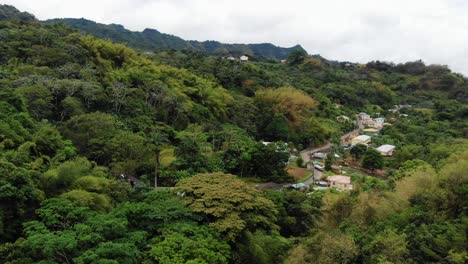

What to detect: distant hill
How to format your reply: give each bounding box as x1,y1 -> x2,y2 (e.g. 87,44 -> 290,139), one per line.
0,4 -> 35,22
44,18 -> 306,60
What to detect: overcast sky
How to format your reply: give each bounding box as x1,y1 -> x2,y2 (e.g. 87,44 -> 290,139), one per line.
4,0 -> 468,75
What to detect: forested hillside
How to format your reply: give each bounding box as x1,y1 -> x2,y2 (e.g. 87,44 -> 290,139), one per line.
44,18 -> 307,60
0,5 -> 467,264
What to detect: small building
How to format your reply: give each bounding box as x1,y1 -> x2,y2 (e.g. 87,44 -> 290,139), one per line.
317,181 -> 329,187
359,112 -> 371,120
227,56 -> 236,60
240,55 -> 249,61
376,144 -> 396,156
363,128 -> 379,134
374,117 -> 385,125
336,115 -> 350,122
280,59 -> 287,64
288,183 -> 309,191
327,175 -> 353,191
314,164 -> 324,171
313,152 -> 327,159
351,135 -> 371,146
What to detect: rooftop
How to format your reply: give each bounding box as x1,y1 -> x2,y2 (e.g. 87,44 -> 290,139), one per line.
327,175 -> 351,184
354,135 -> 371,141
290,183 -> 308,189
377,144 -> 396,152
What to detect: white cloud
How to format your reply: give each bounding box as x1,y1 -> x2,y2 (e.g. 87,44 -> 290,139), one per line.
4,0 -> 468,75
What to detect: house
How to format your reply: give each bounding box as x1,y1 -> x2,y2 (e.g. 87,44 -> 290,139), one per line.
288,183 -> 309,191
359,113 -> 377,127
240,55 -> 249,61
374,117 -> 385,125
227,56 -> 236,60
342,131 -> 359,144
327,175 -> 353,191
314,164 -> 324,171
336,115 -> 350,122
313,152 -> 327,159
280,59 -> 287,64
351,135 -> 371,146
359,112 -> 371,120
376,144 -> 396,156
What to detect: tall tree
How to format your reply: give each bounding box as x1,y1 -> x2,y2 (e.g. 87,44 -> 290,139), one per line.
362,148 -> 384,171
146,131 -> 169,188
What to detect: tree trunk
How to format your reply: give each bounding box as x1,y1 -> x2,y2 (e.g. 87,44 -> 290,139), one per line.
154,151 -> 160,188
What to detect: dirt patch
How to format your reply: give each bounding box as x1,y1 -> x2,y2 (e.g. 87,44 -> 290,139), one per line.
287,168 -> 311,181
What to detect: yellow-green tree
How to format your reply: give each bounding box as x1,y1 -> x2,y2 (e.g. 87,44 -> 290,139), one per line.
255,86 -> 317,126
175,172 -> 278,241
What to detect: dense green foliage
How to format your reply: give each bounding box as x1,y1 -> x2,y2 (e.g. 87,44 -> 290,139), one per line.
0,5 -> 467,263
286,150 -> 468,264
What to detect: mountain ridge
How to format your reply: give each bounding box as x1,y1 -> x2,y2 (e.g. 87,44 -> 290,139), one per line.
44,17 -> 307,59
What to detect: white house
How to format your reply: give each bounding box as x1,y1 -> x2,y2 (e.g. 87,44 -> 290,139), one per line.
240,55 -> 249,61
351,135 -> 371,146
376,144 -> 396,156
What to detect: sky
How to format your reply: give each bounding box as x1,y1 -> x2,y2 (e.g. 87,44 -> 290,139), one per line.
4,0 -> 468,75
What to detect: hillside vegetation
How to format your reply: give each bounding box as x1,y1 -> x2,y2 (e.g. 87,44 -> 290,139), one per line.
0,5 -> 467,264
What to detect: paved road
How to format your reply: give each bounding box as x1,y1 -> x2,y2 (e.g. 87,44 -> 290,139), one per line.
300,115 -> 362,163
299,142 -> 331,163
304,168 -> 322,185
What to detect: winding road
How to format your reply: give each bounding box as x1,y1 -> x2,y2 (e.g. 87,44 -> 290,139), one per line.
255,114 -> 362,190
